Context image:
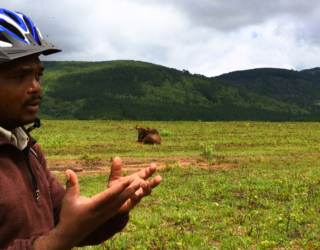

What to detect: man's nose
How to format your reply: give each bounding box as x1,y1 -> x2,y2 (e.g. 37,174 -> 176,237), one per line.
26,77 -> 42,94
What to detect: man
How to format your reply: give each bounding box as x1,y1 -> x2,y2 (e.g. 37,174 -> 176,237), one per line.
0,8 -> 162,250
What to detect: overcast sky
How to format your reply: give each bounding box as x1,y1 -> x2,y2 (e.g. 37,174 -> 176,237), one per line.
3,0 -> 320,77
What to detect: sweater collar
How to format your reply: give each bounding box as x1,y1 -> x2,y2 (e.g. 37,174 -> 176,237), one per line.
0,127 -> 29,150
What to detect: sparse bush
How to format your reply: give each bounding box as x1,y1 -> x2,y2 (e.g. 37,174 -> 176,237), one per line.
80,154 -> 101,167
160,130 -> 175,137
201,144 -> 214,167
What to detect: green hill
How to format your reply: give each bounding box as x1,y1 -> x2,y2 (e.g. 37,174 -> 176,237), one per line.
300,67 -> 320,77
39,60 -> 316,121
218,68 -> 320,119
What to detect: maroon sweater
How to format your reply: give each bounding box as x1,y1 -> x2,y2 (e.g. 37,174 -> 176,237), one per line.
0,128 -> 129,250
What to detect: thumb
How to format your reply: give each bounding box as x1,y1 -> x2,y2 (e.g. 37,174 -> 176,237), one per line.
65,169 -> 79,199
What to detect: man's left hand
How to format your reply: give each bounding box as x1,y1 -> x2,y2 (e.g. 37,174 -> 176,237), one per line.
108,157 -> 162,214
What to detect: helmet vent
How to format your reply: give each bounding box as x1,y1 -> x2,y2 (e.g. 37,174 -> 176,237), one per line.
0,21 -> 24,40
0,32 -> 11,43
23,17 -> 34,37
4,11 -> 21,25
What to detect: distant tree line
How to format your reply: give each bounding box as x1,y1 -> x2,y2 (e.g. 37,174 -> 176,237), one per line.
38,61 -> 320,121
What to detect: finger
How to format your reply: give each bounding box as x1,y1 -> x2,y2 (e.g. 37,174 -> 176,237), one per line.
118,178 -> 145,201
148,175 -> 162,189
123,195 -> 143,211
135,175 -> 161,197
92,175 -> 142,211
108,157 -> 123,184
135,181 -> 152,197
65,169 -> 79,199
120,181 -> 152,211
136,163 -> 157,180
118,178 -> 161,214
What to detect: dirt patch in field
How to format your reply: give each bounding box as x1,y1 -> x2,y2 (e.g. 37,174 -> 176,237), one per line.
47,155 -> 233,175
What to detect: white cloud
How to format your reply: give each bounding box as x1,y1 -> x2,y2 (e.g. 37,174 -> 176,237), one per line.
3,0 -> 320,76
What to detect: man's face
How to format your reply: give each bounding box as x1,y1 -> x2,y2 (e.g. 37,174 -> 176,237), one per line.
0,54 -> 44,130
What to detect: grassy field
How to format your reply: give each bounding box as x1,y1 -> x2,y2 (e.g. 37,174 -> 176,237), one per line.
31,120 -> 320,249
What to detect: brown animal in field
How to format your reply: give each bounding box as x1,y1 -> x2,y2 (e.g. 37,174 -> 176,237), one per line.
136,125 -> 161,145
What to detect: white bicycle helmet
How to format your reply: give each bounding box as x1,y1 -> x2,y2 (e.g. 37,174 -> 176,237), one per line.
0,8 -> 61,64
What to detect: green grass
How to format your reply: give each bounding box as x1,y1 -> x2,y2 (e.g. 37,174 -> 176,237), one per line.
31,121 -> 320,249
31,120 -> 320,159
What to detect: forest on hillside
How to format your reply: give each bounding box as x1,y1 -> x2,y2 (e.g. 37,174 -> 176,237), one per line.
38,60 -> 320,121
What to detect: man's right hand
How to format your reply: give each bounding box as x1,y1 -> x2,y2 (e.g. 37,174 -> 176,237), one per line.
33,169 -> 145,250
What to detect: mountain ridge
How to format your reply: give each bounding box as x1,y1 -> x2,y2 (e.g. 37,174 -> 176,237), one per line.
39,60 -> 320,121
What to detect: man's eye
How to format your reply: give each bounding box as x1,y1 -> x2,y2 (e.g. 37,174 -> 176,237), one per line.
14,74 -> 24,79
36,74 -> 43,80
